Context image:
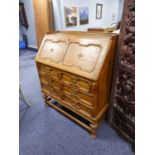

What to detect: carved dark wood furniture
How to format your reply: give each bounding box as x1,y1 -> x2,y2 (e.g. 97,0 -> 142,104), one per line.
35,32 -> 118,138
108,0 -> 135,149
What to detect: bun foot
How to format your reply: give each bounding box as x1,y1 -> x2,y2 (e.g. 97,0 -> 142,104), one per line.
90,132 -> 96,139
89,123 -> 97,139
44,103 -> 49,107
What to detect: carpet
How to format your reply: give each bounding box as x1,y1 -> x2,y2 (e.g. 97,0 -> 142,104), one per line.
19,49 -> 134,155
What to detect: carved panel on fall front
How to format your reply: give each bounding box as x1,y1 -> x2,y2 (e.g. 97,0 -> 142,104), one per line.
63,42 -> 102,73
39,39 -> 67,63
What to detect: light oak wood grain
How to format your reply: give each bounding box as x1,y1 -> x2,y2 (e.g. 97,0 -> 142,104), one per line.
36,32 -> 118,138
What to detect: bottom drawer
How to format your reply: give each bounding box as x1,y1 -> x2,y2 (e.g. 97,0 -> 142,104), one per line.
51,89 -> 62,100
63,95 -> 92,117
41,82 -> 50,94
77,103 -> 92,116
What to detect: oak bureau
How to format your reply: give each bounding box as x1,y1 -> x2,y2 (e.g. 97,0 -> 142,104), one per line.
35,32 -> 118,138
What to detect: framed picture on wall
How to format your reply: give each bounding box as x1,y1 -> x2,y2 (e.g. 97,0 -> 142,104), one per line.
96,3 -> 103,19
79,7 -> 89,25
64,7 -> 78,27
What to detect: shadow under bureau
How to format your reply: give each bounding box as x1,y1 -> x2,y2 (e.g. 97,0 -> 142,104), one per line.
35,32 -> 118,138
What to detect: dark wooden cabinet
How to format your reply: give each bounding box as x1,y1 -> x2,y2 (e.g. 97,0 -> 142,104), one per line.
108,0 -> 135,147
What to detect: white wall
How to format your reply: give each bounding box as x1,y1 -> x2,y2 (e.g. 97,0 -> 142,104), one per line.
19,0 -> 37,48
19,0 -> 124,48
117,0 -> 124,21
53,0 -> 120,31
52,0 -> 62,30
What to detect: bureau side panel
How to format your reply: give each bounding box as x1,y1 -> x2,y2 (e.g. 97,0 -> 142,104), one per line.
96,36 -> 117,118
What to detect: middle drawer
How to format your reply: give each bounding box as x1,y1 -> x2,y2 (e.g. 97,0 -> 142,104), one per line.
62,85 -> 93,107
61,73 -> 92,93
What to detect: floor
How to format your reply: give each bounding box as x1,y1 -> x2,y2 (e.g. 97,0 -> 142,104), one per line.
19,49 -> 134,155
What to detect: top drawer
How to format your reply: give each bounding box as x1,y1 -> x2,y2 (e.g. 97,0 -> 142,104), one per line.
37,63 -> 60,81
37,63 -> 95,94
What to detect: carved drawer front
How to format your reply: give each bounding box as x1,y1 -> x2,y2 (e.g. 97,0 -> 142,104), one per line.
62,85 -> 72,96
71,102 -> 92,117
63,95 -> 92,117
77,103 -> 92,116
39,72 -> 50,83
62,86 -> 79,103
51,80 -> 61,91
50,69 -> 60,81
62,74 -> 72,85
77,80 -> 91,93
38,64 -> 51,73
37,64 -> 51,82
63,95 -> 74,106
62,84 -> 93,107
51,88 -> 61,100
41,82 -> 50,94
39,39 -> 67,63
62,73 -> 92,93
77,92 -> 93,106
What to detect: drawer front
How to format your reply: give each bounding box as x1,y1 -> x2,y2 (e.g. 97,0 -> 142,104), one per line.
50,69 -> 60,81
62,85 -> 72,96
76,103 -> 92,116
63,95 -> 92,117
37,63 -> 96,116
41,82 -> 51,94
62,73 -> 92,93
50,80 -> 61,91
37,65 -> 50,83
77,80 -> 91,93
39,73 -> 50,83
38,63 -> 51,72
37,63 -> 60,81
51,89 -> 61,100
77,92 -> 93,106
37,64 -> 94,94
62,85 -> 93,106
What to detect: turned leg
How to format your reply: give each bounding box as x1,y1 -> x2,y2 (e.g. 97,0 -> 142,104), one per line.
43,94 -> 49,107
89,123 -> 98,139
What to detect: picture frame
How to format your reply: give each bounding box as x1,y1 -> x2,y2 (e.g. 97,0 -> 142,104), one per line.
96,3 -> 103,19
79,7 -> 89,25
64,7 -> 78,27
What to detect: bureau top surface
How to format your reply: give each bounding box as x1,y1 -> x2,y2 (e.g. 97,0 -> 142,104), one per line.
35,32 -> 115,81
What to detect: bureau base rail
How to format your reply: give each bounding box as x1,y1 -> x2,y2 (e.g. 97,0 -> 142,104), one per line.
44,96 -> 106,139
